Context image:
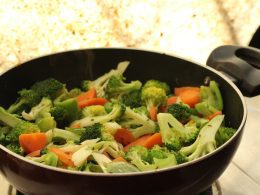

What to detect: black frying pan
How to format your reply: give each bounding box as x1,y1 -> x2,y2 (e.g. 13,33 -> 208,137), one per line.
0,46 -> 259,195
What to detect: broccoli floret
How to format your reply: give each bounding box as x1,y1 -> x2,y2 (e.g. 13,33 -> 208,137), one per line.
104,102 -> 114,113
30,78 -> 65,99
81,80 -> 92,92
143,80 -> 171,95
157,113 -> 199,151
0,107 -> 40,143
195,102 -> 219,116
50,106 -> 69,128
81,105 -> 106,117
118,107 -> 156,139
70,103 -> 125,128
67,88 -> 82,98
215,126 -> 236,147
0,126 -> 11,146
166,103 -> 192,124
20,97 -> 56,131
65,123 -> 120,147
7,89 -> 41,114
125,145 -> 156,171
81,61 -> 129,97
84,162 -> 103,173
121,90 -> 142,108
172,151 -> 187,164
6,120 -> 40,143
125,145 -> 179,171
141,86 -> 167,119
6,143 -> 23,155
147,145 -> 169,162
79,123 -> 102,142
51,98 -> 79,128
179,115 -> 224,161
132,106 -> 149,117
28,151 -> 59,167
105,75 -> 142,99
101,122 -> 122,141
22,97 -> 52,121
67,122 -> 121,142
147,145 -> 178,169
7,78 -> 65,114
190,115 -> 209,129
195,80 -> 223,116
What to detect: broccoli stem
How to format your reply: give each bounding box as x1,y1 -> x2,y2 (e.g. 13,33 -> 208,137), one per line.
0,107 -> 21,127
7,100 -> 25,114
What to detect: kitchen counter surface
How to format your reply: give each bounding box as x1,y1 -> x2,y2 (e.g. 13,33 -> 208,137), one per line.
0,1 -> 260,194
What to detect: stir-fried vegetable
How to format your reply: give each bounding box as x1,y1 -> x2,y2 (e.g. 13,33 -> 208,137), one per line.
0,61 -> 237,173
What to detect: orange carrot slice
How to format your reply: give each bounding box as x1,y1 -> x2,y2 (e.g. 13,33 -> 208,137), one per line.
112,156 -> 127,163
206,111 -> 222,120
123,134 -> 152,152
149,106 -> 158,121
78,97 -> 108,108
174,87 -> 200,107
114,128 -> 135,146
76,88 -> 96,102
19,133 -> 47,154
49,147 -> 74,167
142,133 -> 163,149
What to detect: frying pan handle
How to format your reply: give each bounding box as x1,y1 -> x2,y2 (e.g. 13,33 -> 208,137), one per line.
207,45 -> 260,97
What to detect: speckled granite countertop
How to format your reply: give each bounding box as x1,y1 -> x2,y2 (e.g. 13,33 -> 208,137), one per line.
0,0 -> 259,71
0,1 -> 260,194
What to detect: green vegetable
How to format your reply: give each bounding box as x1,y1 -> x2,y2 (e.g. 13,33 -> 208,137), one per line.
180,115 -> 224,161
195,81 -> 223,116
166,103 -> 192,124
141,86 -> 167,113
71,103 -> 125,128
81,105 -> 106,117
215,126 -> 236,146
7,78 -> 64,114
121,90 -> 142,108
157,113 -> 199,151
79,123 -> 102,142
30,78 -> 65,99
142,80 -> 171,95
106,75 -> 142,99
118,107 -> 156,139
0,62 -> 235,174
45,128 -> 80,143
0,107 -> 40,143
125,145 -> 178,171
107,162 -> 139,173
51,98 -> 79,128
28,151 -> 59,167
6,142 -> 23,155
125,145 -> 156,171
21,97 -> 56,131
81,61 -> 129,97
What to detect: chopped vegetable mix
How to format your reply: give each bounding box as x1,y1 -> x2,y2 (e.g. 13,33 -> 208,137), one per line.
0,61 -> 236,173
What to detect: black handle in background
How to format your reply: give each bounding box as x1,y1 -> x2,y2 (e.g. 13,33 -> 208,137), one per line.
206,45 -> 260,97
249,26 -> 260,49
